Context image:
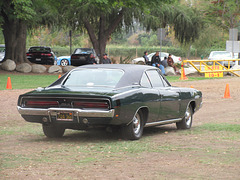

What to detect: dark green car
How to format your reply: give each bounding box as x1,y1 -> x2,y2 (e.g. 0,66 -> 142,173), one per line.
17,64 -> 202,140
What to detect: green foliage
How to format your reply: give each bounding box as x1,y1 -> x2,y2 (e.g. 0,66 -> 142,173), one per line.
0,0 -> 36,23
173,6 -> 204,44
192,24 -> 227,51
143,2 -> 204,44
203,0 -> 240,29
138,33 -> 159,46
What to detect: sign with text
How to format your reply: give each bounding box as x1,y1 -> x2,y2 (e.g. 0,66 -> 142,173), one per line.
205,65 -> 223,78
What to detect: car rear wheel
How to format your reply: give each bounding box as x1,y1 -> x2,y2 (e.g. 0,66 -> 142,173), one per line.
42,124 -> 65,138
176,105 -> 193,129
60,59 -> 69,66
121,111 -> 144,140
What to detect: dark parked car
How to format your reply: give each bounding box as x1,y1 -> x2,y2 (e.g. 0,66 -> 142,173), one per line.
26,46 -> 57,65
70,48 -> 99,66
17,64 -> 202,140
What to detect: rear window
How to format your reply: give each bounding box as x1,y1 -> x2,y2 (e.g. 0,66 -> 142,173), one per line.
29,47 -> 51,53
74,48 -> 93,54
63,68 -> 124,87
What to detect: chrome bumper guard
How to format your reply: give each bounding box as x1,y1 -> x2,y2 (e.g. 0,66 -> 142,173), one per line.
17,106 -> 115,118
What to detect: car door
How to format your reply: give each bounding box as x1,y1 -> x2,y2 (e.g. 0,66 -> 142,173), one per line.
146,70 -> 180,121
140,72 -> 161,122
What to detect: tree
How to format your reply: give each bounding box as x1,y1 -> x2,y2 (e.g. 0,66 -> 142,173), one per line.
0,0 -> 36,63
204,0 -> 240,30
51,0 -> 174,62
0,0 -> 56,63
143,2 -> 204,44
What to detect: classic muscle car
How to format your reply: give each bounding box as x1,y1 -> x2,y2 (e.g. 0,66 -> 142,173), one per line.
17,64 -> 202,140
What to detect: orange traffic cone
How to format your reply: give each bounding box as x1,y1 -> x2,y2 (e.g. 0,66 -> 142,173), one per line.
179,63 -> 188,80
223,83 -> 231,98
58,74 -> 61,79
6,77 -> 12,89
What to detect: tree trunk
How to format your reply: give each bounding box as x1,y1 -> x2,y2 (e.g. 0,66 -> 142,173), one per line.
2,18 -> 29,64
83,19 -> 107,63
83,9 -> 125,63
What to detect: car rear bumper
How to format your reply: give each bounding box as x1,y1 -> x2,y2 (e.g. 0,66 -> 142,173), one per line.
17,106 -> 115,118
70,59 -> 87,66
27,57 -> 55,65
18,106 -> 115,127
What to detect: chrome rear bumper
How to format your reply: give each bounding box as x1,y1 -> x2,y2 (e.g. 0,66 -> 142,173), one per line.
17,106 -> 115,118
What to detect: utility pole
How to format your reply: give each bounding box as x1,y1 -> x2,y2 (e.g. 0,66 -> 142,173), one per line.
69,30 -> 72,55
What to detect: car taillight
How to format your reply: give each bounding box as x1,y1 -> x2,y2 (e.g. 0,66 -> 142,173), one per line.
73,101 -> 109,109
41,53 -> 52,57
71,55 -> 78,59
26,53 -> 32,56
25,100 -> 59,107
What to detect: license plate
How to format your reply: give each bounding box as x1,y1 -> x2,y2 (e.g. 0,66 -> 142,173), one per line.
36,58 -> 41,61
57,112 -> 73,121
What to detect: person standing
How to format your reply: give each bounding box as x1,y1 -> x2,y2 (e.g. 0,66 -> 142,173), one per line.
101,53 -> 112,64
86,53 -> 97,64
143,51 -> 151,65
151,51 -> 166,75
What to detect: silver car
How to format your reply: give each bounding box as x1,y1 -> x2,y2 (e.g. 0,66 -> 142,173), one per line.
208,51 -> 235,67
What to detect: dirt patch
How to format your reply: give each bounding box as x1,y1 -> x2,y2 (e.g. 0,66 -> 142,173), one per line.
0,77 -> 240,179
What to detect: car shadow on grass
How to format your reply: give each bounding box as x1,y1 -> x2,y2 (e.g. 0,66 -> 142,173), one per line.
25,124 -> 179,143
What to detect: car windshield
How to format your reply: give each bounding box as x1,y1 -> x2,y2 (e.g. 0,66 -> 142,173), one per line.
74,48 -> 93,54
63,68 -> 124,87
29,47 -> 51,53
211,52 -> 232,58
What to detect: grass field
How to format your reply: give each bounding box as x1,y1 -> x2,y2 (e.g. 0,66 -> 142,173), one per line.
0,74 -> 59,90
0,73 -> 210,90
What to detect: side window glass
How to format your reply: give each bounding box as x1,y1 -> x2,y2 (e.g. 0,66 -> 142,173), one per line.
146,70 -> 164,87
140,73 -> 152,88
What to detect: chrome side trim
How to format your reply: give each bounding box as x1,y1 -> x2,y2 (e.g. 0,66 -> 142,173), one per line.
17,106 -> 115,118
145,118 -> 182,127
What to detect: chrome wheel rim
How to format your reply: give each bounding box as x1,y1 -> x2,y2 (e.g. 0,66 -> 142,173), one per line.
185,107 -> 192,126
133,113 -> 141,134
61,59 -> 68,66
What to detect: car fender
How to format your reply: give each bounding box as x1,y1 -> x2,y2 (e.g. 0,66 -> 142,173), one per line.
111,89 -> 147,125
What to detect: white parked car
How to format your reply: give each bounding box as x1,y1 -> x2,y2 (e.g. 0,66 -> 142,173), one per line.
132,52 -> 181,65
208,51 -> 236,67
0,44 -> 5,63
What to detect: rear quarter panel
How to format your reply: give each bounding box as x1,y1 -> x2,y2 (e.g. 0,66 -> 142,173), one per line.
178,88 -> 202,117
